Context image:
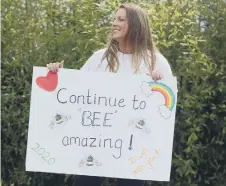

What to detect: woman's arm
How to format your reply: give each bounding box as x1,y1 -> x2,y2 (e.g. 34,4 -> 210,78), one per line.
155,53 -> 173,77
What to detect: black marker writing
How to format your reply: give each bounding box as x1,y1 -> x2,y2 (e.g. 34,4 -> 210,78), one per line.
128,134 -> 133,150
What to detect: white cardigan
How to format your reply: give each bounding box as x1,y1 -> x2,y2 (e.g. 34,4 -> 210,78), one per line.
81,48 -> 173,77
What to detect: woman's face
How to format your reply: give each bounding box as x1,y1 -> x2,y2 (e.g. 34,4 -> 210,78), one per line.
112,8 -> 129,42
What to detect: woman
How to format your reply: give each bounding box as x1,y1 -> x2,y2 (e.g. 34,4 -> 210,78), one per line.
47,3 -> 172,186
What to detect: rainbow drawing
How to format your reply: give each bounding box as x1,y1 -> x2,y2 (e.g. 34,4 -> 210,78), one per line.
147,81 -> 175,111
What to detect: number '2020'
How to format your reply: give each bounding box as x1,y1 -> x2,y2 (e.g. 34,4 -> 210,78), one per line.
31,143 -> 55,165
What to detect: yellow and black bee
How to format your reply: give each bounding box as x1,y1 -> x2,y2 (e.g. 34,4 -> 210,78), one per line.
86,155 -> 94,166
136,120 -> 145,129
55,114 -> 64,124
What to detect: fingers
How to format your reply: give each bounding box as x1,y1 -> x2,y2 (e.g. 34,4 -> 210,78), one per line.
153,72 -> 163,81
59,60 -> 64,68
51,63 -> 56,72
159,73 -> 164,79
55,63 -> 60,72
46,63 -> 53,71
47,63 -> 55,72
46,61 -> 64,72
148,71 -> 164,81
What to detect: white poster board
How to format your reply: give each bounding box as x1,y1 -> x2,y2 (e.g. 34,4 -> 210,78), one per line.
26,66 -> 178,181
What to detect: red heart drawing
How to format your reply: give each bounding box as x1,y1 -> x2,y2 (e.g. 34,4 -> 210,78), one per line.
36,71 -> 58,92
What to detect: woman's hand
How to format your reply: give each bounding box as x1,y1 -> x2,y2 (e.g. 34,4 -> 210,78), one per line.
46,60 -> 64,72
147,71 -> 164,81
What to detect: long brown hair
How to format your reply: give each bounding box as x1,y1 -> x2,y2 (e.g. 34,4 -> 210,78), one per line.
102,3 -> 157,74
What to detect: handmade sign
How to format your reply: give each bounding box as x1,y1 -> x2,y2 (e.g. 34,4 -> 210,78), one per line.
26,66 -> 178,181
